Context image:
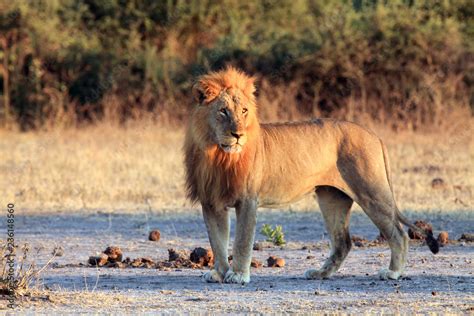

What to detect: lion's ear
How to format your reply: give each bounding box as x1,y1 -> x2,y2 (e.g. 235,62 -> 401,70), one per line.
192,83 -> 207,105
244,76 -> 257,98
192,81 -> 219,105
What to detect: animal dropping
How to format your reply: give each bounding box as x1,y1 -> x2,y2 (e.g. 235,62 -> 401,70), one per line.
88,254 -> 109,267
408,221 -> 433,240
104,246 -> 123,263
267,256 -> 285,268
148,230 -> 161,242
190,247 -> 214,267
437,231 -> 449,245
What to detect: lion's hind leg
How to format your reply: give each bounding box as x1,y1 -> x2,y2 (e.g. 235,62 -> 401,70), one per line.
305,186 -> 353,280
357,196 -> 409,280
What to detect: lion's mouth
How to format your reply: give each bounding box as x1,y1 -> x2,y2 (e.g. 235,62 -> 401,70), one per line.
220,143 -> 242,154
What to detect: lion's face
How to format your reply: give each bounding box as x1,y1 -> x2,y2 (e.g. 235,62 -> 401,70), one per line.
191,68 -> 257,155
205,90 -> 250,154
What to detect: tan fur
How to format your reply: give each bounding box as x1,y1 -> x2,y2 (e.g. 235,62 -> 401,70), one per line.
184,67 -> 437,284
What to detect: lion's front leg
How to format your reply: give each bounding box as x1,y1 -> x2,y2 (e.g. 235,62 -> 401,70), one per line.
202,203 -> 230,283
224,199 -> 257,284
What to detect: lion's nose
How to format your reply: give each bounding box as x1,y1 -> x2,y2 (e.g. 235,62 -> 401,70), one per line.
231,132 -> 244,139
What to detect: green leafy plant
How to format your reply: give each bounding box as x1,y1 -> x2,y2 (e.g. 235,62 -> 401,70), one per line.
260,224 -> 286,246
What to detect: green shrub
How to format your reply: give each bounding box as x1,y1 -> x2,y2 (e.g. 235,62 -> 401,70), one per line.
260,224 -> 286,246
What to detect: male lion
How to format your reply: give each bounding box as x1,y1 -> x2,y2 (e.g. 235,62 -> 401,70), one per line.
184,67 -> 439,284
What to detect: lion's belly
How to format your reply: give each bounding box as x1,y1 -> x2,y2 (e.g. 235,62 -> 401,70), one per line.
257,173 -> 323,208
258,192 -> 313,208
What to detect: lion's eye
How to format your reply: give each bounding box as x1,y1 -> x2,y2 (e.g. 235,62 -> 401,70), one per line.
219,108 -> 227,116
242,108 -> 248,114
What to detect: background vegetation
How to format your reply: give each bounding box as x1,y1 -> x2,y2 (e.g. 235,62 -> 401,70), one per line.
0,0 -> 472,130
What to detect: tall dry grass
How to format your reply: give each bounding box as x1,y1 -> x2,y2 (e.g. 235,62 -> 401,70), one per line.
1,120 -> 185,212
0,118 -> 472,213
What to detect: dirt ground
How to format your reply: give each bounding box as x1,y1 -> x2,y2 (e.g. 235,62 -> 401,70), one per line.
0,123 -> 472,312
2,208 -> 473,313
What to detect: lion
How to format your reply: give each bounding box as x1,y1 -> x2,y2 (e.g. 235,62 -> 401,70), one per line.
184,67 -> 439,284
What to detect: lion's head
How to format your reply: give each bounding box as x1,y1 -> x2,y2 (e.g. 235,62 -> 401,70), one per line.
189,67 -> 259,154
185,67 -> 260,204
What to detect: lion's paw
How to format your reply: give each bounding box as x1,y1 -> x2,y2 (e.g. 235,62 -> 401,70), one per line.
378,268 -> 403,280
202,269 -> 224,283
304,269 -> 332,280
223,269 -> 250,284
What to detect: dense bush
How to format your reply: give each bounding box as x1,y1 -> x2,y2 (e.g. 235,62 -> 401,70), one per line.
0,0 -> 472,129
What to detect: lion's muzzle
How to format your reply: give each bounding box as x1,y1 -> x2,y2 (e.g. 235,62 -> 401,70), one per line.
219,133 -> 246,154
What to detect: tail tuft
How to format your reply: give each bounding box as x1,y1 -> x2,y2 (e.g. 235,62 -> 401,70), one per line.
426,232 -> 439,254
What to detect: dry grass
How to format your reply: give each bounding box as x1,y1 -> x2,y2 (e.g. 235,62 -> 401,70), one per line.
0,121 -> 186,212
0,119 -> 472,213
0,243 -> 56,297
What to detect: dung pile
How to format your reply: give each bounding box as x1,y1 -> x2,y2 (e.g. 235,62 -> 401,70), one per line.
88,247 -> 213,270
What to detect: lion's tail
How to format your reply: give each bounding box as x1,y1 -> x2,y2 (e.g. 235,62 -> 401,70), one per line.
380,140 -> 439,254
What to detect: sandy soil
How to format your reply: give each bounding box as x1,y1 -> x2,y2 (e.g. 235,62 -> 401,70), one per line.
1,209 -> 472,313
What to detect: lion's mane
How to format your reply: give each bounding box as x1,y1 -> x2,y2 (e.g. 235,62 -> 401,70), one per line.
184,67 -> 260,206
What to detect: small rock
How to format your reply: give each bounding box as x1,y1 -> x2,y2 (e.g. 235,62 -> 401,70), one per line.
351,235 -> 368,247
130,257 -> 155,268
160,290 -> 174,294
431,178 -> 446,189
267,256 -> 285,268
88,254 -> 108,267
306,255 -> 315,259
459,233 -> 474,242
408,221 -> 433,240
431,291 -> 437,296
375,233 -> 386,243
168,248 -> 187,261
108,261 -> 127,268
52,246 -> 64,257
253,241 -> 273,251
104,246 -> 123,263
228,255 -> 261,268
131,258 -> 143,267
144,262 -> 155,268
437,231 -> 449,245
141,257 -> 155,264
148,230 -> 161,241
190,247 -> 214,266
251,258 -> 263,268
